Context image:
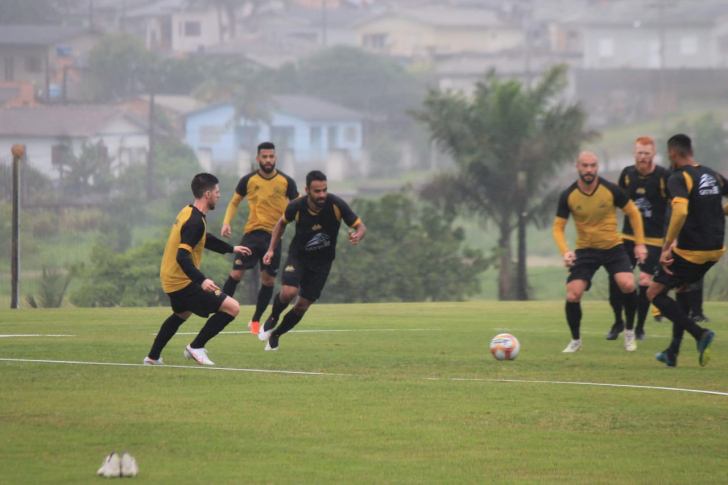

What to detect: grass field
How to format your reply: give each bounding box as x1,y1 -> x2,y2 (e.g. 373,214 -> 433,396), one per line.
1,301 -> 727,484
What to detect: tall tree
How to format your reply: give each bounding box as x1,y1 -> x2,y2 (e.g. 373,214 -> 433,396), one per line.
413,65 -> 596,300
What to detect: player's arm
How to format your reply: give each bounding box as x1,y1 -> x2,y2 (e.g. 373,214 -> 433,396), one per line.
663,174 -> 689,251
204,233 -> 252,257
552,190 -> 574,266
621,200 -> 645,245
334,195 -> 366,244
221,193 -> 244,238
177,219 -> 208,286
718,172 -> 728,216
286,175 -> 301,200
262,217 -> 288,266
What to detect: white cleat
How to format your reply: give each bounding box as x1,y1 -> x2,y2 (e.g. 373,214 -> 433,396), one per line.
120,451 -> 138,477
143,356 -> 164,365
184,345 -> 215,365
563,339 -> 582,353
97,451 -> 121,478
624,330 -> 637,352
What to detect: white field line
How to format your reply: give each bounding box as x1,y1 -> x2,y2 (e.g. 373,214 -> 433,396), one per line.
494,328 -> 670,338
0,358 -> 347,376
167,328 -> 442,336
0,334 -> 75,338
426,377 -> 728,397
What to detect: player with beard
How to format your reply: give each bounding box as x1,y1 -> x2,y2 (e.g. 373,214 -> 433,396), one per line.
647,134 -> 727,367
606,136 -> 671,341
553,151 -> 647,353
220,142 -> 299,335
144,173 -> 252,366
257,170 -> 367,351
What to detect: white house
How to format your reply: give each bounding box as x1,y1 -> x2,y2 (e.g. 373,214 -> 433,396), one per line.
0,106 -> 149,181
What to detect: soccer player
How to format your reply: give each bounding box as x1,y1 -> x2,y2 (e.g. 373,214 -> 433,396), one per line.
257,170 -> 367,351
553,151 -> 647,353
647,134 -> 727,367
606,136 -> 671,341
144,173 -> 251,366
220,142 -> 299,334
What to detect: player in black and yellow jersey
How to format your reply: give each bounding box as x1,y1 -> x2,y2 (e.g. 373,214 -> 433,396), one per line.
144,173 -> 251,366
647,134 -> 727,367
553,151 -> 647,353
257,170 -> 367,351
220,142 -> 299,335
606,136 -> 671,341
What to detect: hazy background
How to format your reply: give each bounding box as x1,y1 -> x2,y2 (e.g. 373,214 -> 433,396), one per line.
1,0 -> 728,307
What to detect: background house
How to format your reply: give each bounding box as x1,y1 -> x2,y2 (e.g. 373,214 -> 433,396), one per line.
0,25 -> 100,102
0,106 -> 149,181
185,94 -> 369,181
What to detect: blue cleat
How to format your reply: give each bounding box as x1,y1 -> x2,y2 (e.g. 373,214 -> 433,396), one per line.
655,351 -> 676,367
697,330 -> 715,367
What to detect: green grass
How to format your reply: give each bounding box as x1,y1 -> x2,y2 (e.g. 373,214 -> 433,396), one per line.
1,302 -> 726,484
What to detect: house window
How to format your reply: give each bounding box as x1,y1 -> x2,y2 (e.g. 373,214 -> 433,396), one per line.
51,145 -> 72,166
237,126 -> 258,149
343,126 -> 358,144
363,33 -> 387,50
327,126 -> 338,149
184,21 -> 201,37
200,125 -> 223,143
310,126 -> 322,148
25,56 -> 41,73
271,126 -> 295,150
598,38 -> 614,58
4,56 -> 14,81
680,37 -> 698,55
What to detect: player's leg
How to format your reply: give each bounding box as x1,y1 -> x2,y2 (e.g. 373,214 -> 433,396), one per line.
688,277 -> 709,322
222,232 -> 259,297
145,309 -> 191,364
613,271 -> 638,351
606,274 -> 625,340
249,237 -> 282,333
564,279 -> 588,352
634,244 -> 661,339
186,294 -> 239,365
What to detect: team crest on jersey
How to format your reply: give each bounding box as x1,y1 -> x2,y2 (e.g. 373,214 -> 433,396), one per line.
305,233 -> 331,251
698,174 -> 720,195
636,187 -> 646,195
312,224 -> 322,231
235,259 -> 243,265
285,265 -> 295,272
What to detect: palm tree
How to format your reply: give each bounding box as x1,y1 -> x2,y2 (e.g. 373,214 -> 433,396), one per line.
412,65 -> 597,300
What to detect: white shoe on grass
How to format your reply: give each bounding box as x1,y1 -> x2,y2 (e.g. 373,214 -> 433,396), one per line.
563,339 -> 582,353
184,345 -> 214,365
624,330 -> 637,352
97,451 -> 121,477
143,356 -> 164,365
120,451 -> 138,477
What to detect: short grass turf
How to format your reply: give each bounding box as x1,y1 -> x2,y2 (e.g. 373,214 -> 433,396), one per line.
0,301 -> 726,484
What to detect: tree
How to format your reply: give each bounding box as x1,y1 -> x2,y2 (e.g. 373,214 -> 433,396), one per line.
0,0 -> 72,24
85,34 -> 153,102
412,65 -> 596,300
323,189 -> 489,303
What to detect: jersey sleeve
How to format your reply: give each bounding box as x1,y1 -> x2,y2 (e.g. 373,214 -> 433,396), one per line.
333,196 -> 361,227
555,189 -> 571,219
618,167 -> 629,191
608,182 -> 630,208
667,172 -> 689,202
235,173 -> 252,198
282,198 -> 299,223
718,172 -> 728,196
177,216 -> 206,283
285,174 -> 300,200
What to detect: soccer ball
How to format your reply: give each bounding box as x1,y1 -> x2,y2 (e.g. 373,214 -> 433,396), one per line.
490,333 -> 520,361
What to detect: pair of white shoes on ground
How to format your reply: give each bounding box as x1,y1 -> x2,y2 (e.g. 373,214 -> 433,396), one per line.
97,451 -> 138,478
563,330 -> 637,353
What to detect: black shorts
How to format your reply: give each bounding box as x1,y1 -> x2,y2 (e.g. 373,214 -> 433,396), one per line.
167,283 -> 227,318
280,253 -> 332,302
233,230 -> 282,276
567,245 -> 633,290
653,251 -> 716,290
622,239 -> 662,276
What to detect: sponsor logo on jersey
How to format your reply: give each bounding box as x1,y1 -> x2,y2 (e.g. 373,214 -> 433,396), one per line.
305,233 -> 331,251
698,174 -> 720,195
634,197 -> 652,218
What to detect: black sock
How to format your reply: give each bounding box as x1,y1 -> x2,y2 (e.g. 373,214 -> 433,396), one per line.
222,276 -> 240,298
252,285 -> 274,322
565,301 -> 581,340
636,285 -> 650,330
652,293 -> 705,341
269,293 -> 289,321
608,276 -> 624,324
670,292 -> 691,354
272,309 -> 304,337
689,288 -> 704,316
676,291 -> 691,315
148,314 -> 186,360
190,312 -> 235,349
622,290 -> 637,330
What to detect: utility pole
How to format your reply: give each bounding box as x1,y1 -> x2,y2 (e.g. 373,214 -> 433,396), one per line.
10,145 -> 25,309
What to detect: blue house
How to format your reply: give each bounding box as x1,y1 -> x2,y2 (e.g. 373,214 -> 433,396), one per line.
185,94 -> 369,179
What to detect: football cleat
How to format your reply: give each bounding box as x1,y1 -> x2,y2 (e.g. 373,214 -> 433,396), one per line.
265,334 -> 279,351
624,330 -> 637,352
697,330 -> 715,367
562,339 -> 582,353
184,345 -> 214,366
258,316 -> 277,342
249,321 -> 260,335
143,356 -> 164,366
656,350 -> 677,367
605,321 -> 624,340
97,452 -> 121,478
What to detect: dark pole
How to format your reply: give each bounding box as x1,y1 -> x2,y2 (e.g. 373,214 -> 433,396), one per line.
11,145 -> 24,309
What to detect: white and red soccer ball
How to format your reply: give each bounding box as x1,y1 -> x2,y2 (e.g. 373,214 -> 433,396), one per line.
490,333 -> 520,361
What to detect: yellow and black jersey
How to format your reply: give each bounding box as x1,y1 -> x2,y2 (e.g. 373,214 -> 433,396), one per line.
666,165 -> 728,264
161,205 -> 233,293
283,194 -> 361,265
618,165 -> 671,246
223,170 -> 299,235
553,178 -> 644,254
